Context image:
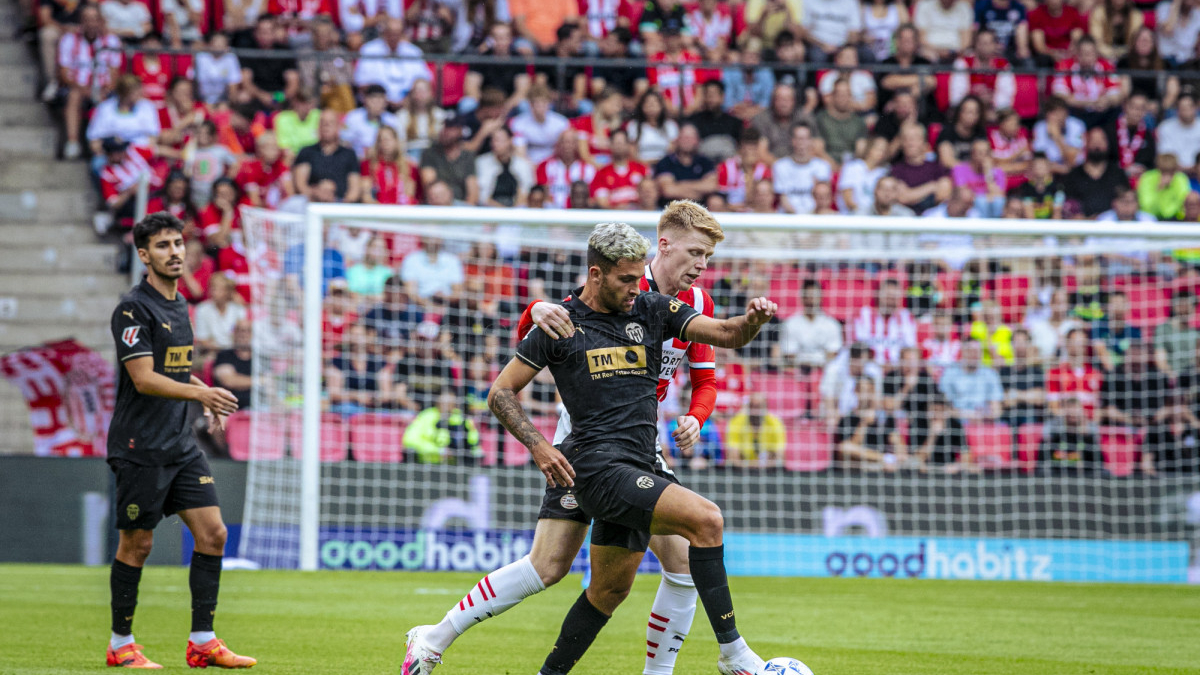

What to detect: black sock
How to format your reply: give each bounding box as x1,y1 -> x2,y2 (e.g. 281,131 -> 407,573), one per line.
110,560 -> 142,636
689,545 -> 740,644
189,552 -> 222,633
539,592 -> 610,675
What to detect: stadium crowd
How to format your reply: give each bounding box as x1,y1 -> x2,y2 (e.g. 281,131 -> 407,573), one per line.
21,0 -> 1200,473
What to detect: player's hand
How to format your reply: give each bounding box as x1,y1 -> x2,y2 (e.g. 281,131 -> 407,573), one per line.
532,302 -> 574,340
531,442 -> 575,488
197,386 -> 239,417
204,408 -> 228,433
672,415 -> 701,453
745,297 -> 778,327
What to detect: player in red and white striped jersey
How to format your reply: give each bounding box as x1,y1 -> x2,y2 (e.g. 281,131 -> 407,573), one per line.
590,129 -> 648,208
537,129 -> 597,208
404,201 -> 729,675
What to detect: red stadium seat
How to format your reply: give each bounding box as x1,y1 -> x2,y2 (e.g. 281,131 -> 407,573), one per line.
1099,426 -> 1139,477
1012,75 -> 1042,119
783,421 -> 833,472
992,274 -> 1031,325
1016,423 -> 1044,474
1126,283 -> 1170,329
478,425 -> 499,466
348,412 -> 409,463
770,270 -> 805,318
287,412 -> 349,462
434,62 -> 469,108
965,422 -> 1014,469
934,73 -> 951,112
226,411 -> 287,461
755,371 -> 810,420
822,273 -> 873,323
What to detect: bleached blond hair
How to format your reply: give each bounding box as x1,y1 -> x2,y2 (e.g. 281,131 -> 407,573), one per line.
587,222 -> 651,271
658,200 -> 726,243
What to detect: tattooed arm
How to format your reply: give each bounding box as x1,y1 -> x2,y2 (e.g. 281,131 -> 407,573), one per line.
488,358 -> 576,487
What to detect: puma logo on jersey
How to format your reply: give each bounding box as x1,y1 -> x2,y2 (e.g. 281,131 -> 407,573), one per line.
162,322 -> 171,332
122,310 -> 135,320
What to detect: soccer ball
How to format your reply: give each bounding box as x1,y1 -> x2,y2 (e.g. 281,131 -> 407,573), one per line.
760,656 -> 815,675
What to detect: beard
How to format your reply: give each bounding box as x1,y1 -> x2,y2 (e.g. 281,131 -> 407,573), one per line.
1086,149 -> 1108,163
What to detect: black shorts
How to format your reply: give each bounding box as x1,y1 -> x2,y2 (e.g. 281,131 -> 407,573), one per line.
109,452 -> 219,530
538,446 -> 681,552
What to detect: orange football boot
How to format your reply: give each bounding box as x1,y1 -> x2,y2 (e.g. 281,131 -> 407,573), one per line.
106,643 -> 163,669
186,638 -> 257,669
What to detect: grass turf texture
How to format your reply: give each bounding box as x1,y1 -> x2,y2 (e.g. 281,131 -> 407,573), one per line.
2,564 -> 1198,674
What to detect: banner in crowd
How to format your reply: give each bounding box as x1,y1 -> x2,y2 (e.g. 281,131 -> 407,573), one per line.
0,340 -> 114,457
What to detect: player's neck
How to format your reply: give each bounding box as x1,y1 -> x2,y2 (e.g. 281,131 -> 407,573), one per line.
648,259 -> 682,297
145,271 -> 179,301
578,284 -> 614,314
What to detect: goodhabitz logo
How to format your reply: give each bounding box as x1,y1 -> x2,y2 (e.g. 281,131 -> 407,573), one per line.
825,540 -> 1052,581
319,529 -> 532,571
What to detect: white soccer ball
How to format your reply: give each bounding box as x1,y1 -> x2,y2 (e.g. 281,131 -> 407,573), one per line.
760,656 -> 815,675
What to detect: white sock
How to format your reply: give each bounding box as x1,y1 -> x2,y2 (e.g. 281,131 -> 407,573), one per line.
643,571 -> 698,675
110,633 -> 135,649
189,631 -> 216,645
425,555 -> 546,653
718,636 -> 751,660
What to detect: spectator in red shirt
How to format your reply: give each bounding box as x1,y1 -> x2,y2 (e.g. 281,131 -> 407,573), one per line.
98,137 -> 165,229
58,4 -> 123,159
362,126 -> 422,205
989,109 -> 1033,190
199,178 -> 242,249
589,128 -> 648,208
1028,0 -> 1085,65
236,131 -> 294,209
950,29 -> 1015,112
1052,36 -> 1123,128
147,170 -> 200,238
648,23 -> 707,116
718,127 -> 773,208
128,33 -> 195,106
158,77 -> 205,159
1046,327 -> 1103,420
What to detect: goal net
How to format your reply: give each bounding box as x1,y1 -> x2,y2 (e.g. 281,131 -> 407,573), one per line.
238,205 -> 1200,583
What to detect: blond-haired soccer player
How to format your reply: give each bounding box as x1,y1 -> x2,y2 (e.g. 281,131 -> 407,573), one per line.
403,202 -> 751,675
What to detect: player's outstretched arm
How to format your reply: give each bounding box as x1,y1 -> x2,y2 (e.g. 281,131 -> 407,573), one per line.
488,358 -> 576,488
683,297 -> 779,349
124,357 -> 238,417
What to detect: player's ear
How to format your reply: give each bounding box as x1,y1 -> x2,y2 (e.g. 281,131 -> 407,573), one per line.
136,246 -> 151,266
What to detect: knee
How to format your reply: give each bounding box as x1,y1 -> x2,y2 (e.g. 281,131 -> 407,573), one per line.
121,533 -> 154,564
196,522 -> 228,553
587,580 -> 632,613
693,501 -> 724,546
531,553 -> 571,587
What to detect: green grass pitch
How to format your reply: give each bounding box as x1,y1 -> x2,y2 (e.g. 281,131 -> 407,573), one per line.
2,564 -> 1199,674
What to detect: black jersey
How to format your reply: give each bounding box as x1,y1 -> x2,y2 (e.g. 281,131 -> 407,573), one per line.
108,279 -> 200,466
515,288 -> 700,463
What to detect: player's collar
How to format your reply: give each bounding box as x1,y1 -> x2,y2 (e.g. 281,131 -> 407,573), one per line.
644,263 -> 659,293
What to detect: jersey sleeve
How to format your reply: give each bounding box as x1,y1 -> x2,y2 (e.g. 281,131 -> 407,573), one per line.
649,292 -> 701,342
514,326 -> 558,370
112,300 -> 154,363
686,289 -> 716,370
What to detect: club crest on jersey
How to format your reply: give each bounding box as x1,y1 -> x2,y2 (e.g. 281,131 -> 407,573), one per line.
121,326 -> 141,347
636,476 -> 655,489
625,322 -> 644,342
560,493 -> 578,509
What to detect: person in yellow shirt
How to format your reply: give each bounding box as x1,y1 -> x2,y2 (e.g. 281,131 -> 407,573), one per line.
403,389 -> 481,464
725,393 -> 786,468
969,299 -> 1013,366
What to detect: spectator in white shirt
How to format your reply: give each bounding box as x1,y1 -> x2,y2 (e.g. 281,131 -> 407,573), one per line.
838,135 -> 890,214
509,84 -> 570,164
781,280 -> 844,369
340,84 -> 403,159
772,122 -> 833,213
1032,97 -> 1086,173
160,0 -> 206,44
820,342 -> 884,420
476,126 -> 534,206
354,17 -> 433,105
400,236 -> 464,308
913,0 -> 974,61
1097,183 -> 1157,222
86,74 -> 161,159
194,33 -> 242,104
1158,0 -> 1200,66
101,0 -> 152,41
801,0 -> 864,63
1157,94 -> 1200,171
194,274 -> 248,355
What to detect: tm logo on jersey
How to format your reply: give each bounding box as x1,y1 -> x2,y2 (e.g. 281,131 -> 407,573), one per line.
586,345 -> 647,379
165,345 -> 193,373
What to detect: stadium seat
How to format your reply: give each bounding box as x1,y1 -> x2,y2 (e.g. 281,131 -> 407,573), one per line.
287,412 -> 349,462
1126,282 -> 1170,329
991,274 -> 1031,325
434,62 -> 469,108
1099,426 -> 1139,477
770,270 -> 805,318
783,421 -> 833,472
478,425 -> 499,466
348,412 -> 409,463
964,422 -> 1014,469
226,411 -> 287,461
1012,75 -> 1042,120
934,74 -> 951,112
1016,423 -> 1044,474
755,371 -> 809,420
821,273 -> 873,322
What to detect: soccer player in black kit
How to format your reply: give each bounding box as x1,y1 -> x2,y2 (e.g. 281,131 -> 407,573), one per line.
106,213 -> 256,669
488,222 -> 779,675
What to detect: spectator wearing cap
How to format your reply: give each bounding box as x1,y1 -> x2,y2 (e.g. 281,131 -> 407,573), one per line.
510,0 -> 578,52
97,137 -> 163,231
232,15 -> 300,106
912,0 -> 973,62
354,17 -> 433,105
654,123 -> 718,203
1136,154 -> 1190,220
100,0 -> 152,42
1029,0 -> 1085,65
751,83 -> 816,162
772,122 -> 832,214
799,0 -> 863,63
1157,0 -> 1200,67
340,84 -> 402,160
419,116 -> 479,205
1032,97 -> 1085,175
889,123 -> 952,214
815,77 -> 868,165
1157,95 -> 1200,174
1061,127 -> 1131,217
294,110 -> 362,202
475,127 -> 534,207
686,80 -> 744,162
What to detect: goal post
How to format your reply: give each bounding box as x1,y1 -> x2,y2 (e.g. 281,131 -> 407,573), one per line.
240,204 -> 1200,581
